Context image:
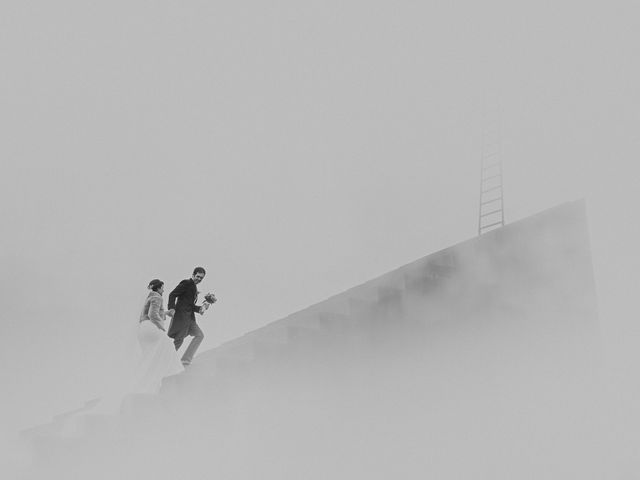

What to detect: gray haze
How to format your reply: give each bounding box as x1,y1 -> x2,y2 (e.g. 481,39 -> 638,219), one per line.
13,204 -> 615,479
1,0 -> 639,472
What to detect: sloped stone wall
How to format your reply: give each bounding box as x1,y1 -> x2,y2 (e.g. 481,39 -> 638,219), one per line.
23,200 -> 602,480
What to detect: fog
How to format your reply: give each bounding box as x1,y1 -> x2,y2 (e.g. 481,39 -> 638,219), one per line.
14,205 -> 615,478
1,0 -> 639,477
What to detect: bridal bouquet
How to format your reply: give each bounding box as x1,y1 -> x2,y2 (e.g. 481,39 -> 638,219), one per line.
199,293 -> 216,315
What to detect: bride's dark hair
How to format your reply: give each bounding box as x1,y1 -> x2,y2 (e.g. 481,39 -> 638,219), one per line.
148,279 -> 164,292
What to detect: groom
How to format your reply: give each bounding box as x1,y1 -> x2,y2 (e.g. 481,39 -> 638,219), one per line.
167,266 -> 213,366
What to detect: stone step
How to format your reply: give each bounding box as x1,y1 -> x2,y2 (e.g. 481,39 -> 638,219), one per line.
252,338 -> 289,363
317,311 -> 356,334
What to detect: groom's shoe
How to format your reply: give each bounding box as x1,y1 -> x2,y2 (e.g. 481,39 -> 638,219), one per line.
181,360 -> 191,367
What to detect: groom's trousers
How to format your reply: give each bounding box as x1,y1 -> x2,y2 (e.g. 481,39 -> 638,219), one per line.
173,321 -> 204,364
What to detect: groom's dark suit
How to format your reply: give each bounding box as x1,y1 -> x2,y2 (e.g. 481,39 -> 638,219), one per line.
167,278 -> 204,362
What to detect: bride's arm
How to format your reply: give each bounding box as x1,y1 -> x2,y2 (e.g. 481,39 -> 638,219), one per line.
148,296 -> 166,331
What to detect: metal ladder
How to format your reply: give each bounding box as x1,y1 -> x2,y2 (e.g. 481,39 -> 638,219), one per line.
478,98 -> 505,235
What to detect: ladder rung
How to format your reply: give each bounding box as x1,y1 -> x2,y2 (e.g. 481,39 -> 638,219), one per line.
480,221 -> 504,231
480,209 -> 503,218
481,173 -> 503,181
481,185 -> 502,194
481,162 -> 502,170
480,197 -> 502,206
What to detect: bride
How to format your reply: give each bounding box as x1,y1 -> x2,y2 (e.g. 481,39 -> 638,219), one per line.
53,279 -> 183,437
135,279 -> 184,393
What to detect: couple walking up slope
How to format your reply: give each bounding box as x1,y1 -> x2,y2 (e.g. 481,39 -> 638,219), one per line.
138,267 -> 217,393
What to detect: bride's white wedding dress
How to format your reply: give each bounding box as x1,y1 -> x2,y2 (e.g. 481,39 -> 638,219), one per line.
134,308 -> 184,394
56,291 -> 183,437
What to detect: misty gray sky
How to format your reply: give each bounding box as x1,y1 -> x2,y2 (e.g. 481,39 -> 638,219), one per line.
1,1 -> 639,434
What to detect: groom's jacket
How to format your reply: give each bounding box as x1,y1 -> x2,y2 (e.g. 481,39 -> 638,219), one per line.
167,278 -> 200,338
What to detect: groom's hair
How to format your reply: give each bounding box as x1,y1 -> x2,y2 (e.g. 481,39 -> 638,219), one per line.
193,267 -> 206,276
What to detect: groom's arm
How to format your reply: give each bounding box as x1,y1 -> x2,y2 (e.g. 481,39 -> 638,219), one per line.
193,297 -> 205,314
168,280 -> 188,310
193,292 -> 208,315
